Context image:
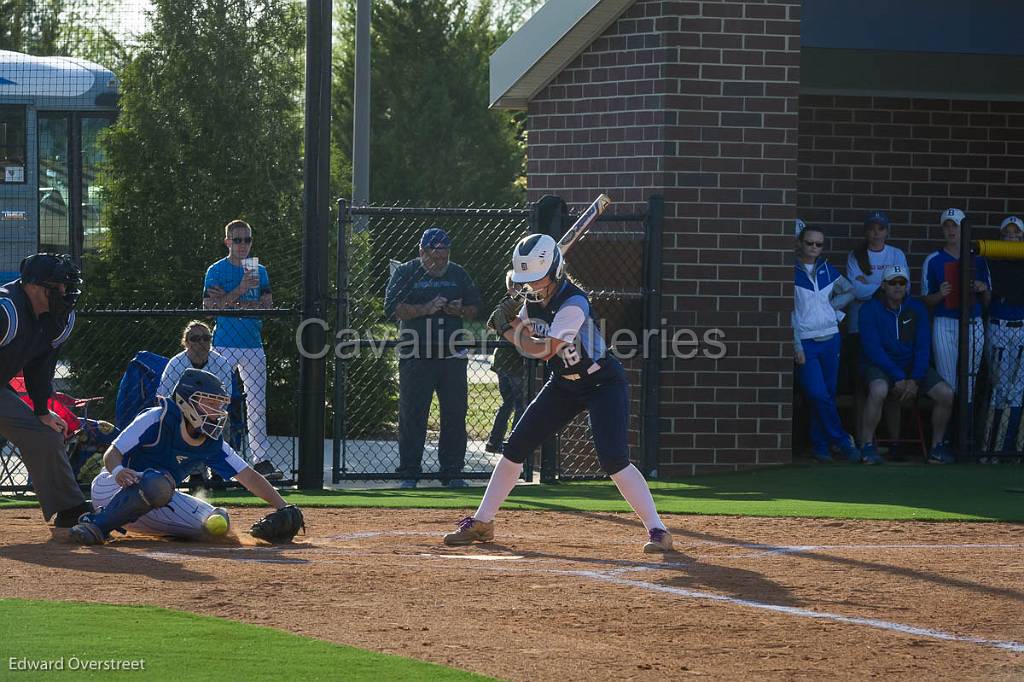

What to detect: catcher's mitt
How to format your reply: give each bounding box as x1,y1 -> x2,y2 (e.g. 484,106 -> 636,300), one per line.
487,296 -> 521,335
249,504 -> 305,543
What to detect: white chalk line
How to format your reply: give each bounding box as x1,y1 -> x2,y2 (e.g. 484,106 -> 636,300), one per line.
560,568 -> 1024,654
135,533 -> 1024,654
730,542 -> 1024,558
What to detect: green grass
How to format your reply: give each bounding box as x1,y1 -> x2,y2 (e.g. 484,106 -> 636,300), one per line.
0,599 -> 491,681
428,379 -> 503,440
3,464 -> 1022,521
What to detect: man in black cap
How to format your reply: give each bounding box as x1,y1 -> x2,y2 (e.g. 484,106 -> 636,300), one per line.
384,227 -> 480,488
0,253 -> 90,526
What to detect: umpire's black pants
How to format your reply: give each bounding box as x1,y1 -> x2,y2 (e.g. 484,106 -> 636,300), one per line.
397,357 -> 467,480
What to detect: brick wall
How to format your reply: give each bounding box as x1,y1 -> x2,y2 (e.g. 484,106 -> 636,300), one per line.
797,95 -> 1024,278
526,0 -> 801,476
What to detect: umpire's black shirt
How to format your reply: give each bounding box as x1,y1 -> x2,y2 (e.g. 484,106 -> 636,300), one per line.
0,280 -> 75,414
384,259 -> 480,359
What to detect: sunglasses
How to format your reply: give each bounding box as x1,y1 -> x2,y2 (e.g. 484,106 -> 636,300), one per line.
188,334 -> 212,343
885,279 -> 908,286
231,236 -> 253,244
802,240 -> 824,247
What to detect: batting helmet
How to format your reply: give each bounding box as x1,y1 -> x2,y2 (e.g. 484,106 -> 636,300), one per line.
511,234 -> 563,283
173,368 -> 230,440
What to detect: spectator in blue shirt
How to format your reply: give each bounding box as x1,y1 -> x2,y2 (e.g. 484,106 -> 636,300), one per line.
202,220 -> 281,480
859,265 -> 954,464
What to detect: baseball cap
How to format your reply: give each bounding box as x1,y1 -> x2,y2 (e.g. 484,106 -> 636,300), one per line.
881,265 -> 909,283
940,208 -> 965,226
864,211 -> 890,229
420,227 -> 451,249
1000,216 -> 1023,232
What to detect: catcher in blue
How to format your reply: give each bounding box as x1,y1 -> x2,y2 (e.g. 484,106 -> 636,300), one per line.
443,234 -> 673,553
69,368 -> 303,545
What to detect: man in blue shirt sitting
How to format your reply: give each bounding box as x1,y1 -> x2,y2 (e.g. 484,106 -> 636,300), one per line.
858,265 -> 955,464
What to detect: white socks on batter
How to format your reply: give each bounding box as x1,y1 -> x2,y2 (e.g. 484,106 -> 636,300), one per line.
611,464 -> 665,531
474,456 -> 524,523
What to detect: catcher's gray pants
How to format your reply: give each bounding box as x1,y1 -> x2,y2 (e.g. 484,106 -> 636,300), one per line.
91,471 -> 219,539
0,387 -> 84,520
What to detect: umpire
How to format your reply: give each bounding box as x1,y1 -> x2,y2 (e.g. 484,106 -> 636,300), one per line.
384,228 -> 480,488
0,253 -> 90,526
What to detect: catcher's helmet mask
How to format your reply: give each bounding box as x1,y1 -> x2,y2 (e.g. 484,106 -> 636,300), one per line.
19,253 -> 83,313
173,368 -> 230,439
511,234 -> 563,302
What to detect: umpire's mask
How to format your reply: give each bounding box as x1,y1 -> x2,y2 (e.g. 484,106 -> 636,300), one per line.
20,253 -> 83,315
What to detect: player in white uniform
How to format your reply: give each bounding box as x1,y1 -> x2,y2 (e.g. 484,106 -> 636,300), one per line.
921,208 -> 990,399
68,369 -> 292,544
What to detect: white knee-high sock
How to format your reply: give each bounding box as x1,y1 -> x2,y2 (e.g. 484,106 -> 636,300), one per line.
474,457 -> 524,523
610,464 -> 665,531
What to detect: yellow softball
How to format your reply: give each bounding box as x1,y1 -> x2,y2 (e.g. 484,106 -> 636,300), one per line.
204,512 -> 229,536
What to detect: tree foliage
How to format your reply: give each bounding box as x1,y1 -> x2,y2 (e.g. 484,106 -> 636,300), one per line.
332,0 -> 526,206
64,0 -> 306,435
95,0 -> 304,307
0,0 -> 126,63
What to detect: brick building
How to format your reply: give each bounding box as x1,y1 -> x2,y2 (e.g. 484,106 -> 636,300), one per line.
490,0 -> 1023,476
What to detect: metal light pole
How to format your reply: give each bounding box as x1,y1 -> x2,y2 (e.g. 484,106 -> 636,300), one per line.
352,0 -> 371,231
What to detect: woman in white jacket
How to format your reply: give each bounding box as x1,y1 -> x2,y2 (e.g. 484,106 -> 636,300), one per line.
793,222 -> 859,463
844,211 -> 908,444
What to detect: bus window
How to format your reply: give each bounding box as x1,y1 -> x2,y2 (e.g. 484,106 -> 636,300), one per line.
38,114 -> 70,253
82,116 -> 113,253
0,106 -> 26,183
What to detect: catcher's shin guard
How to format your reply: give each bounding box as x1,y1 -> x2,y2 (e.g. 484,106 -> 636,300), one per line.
70,469 -> 176,544
69,515 -> 106,545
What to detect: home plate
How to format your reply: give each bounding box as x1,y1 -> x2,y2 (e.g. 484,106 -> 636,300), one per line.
420,553 -> 524,561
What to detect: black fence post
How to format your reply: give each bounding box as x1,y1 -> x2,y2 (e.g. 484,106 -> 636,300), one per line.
332,200 -> 350,484
530,196 -> 566,484
956,219 -> 972,462
639,195 -> 664,477
297,0 -> 332,490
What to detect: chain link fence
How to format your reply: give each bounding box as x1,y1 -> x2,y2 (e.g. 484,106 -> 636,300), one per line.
331,203 -> 530,484
548,210 -> 655,480
974,237 -> 1024,463
330,197 -> 663,485
0,309 -> 300,492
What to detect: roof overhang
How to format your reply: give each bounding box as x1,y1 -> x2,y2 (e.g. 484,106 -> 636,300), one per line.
489,0 -> 634,110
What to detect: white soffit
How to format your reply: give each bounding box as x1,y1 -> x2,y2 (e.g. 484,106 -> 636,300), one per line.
490,0 -> 635,110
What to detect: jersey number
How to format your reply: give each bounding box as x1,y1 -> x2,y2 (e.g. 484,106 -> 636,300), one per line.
559,343 -> 580,367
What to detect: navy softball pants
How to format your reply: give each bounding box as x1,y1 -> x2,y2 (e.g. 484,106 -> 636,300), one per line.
503,362 -> 630,475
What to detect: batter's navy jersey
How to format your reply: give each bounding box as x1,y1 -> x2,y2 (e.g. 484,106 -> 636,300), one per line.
921,250 -> 990,319
522,281 -> 608,378
112,397 -> 248,484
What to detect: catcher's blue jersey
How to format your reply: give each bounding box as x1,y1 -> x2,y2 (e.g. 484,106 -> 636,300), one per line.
112,397 -> 247,484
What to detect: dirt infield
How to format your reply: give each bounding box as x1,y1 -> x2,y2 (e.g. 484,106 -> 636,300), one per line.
2,508 -> 1023,680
